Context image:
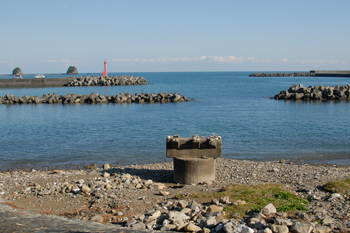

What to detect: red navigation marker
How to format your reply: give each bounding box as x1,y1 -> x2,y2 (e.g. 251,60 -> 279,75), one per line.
102,59 -> 107,77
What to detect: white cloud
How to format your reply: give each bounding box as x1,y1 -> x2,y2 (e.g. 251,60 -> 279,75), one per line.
280,58 -> 288,63
112,56 -> 259,64
295,59 -> 348,65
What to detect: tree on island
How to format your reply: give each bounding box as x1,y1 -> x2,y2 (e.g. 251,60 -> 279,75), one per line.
12,67 -> 23,75
66,66 -> 78,74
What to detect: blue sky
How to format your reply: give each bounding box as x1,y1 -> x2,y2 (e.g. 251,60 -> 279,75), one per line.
1,0 -> 349,74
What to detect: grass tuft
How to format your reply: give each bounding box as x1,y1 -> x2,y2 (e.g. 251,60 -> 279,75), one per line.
323,178 -> 350,194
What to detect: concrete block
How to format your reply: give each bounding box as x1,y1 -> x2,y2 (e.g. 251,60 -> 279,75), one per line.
174,157 -> 215,184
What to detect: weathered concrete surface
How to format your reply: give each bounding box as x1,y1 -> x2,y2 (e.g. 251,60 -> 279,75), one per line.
173,157 -> 216,184
0,77 -> 76,88
166,135 -> 222,159
166,135 -> 222,184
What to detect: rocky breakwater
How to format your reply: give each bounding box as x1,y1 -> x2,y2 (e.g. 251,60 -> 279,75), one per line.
64,75 -> 148,86
274,84 -> 350,100
0,92 -> 190,105
250,72 -> 314,77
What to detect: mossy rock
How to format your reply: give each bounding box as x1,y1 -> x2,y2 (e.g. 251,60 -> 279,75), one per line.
66,66 -> 78,74
12,67 -> 23,75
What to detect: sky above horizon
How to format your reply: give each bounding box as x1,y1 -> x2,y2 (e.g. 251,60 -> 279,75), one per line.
1,0 -> 349,74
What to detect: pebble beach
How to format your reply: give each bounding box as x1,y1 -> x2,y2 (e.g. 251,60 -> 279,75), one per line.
1,158 -> 350,232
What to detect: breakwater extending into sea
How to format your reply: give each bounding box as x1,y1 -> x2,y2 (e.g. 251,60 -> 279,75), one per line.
0,92 -> 189,105
64,75 -> 148,86
274,84 -> 350,100
0,75 -> 147,88
249,72 -> 314,77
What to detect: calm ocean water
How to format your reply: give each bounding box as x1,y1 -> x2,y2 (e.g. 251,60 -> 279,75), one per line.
1,72 -> 350,170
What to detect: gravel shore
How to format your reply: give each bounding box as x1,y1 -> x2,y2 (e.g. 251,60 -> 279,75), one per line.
1,158 -> 350,232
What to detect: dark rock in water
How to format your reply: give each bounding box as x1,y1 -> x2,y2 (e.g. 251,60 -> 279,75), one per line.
274,84 -> 350,100
0,92 -> 190,105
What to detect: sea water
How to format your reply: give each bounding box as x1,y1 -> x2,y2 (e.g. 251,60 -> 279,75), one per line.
1,72 -> 350,170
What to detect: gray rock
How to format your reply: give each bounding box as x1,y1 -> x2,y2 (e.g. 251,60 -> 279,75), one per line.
259,228 -> 273,233
237,224 -> 254,233
161,224 -> 177,231
81,185 -> 91,193
313,225 -> 331,233
131,222 -> 146,230
184,223 -> 202,232
168,211 -> 190,222
322,216 -> 334,225
211,199 -> 220,205
91,215 -> 104,223
205,216 -> 217,228
274,218 -> 293,226
259,203 -> 276,216
178,200 -> 189,208
189,200 -> 201,210
38,189 -> 51,196
219,196 -> 230,204
290,222 -> 313,233
271,224 -> 289,233
223,222 -> 234,233
215,223 -> 223,232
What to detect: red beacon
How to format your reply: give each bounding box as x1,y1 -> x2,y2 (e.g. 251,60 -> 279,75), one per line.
102,59 -> 107,77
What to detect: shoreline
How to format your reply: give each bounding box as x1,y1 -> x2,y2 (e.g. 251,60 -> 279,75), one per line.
2,156 -> 350,173
1,158 -> 350,232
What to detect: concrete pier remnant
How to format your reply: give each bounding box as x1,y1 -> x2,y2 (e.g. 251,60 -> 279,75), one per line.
166,135 -> 222,184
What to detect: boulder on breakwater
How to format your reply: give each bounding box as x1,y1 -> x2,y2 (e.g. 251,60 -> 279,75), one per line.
250,72 -> 314,77
64,75 -> 148,86
0,92 -> 190,105
274,84 -> 350,100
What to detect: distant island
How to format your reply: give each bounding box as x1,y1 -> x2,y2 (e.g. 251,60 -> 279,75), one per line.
66,66 -> 78,74
12,67 -> 23,76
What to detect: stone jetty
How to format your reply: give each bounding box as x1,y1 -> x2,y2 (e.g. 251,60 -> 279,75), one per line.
0,92 -> 190,105
274,84 -> 350,100
249,72 -> 314,77
64,75 -> 148,86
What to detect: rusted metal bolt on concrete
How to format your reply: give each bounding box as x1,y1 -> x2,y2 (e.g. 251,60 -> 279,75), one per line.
166,134 -> 222,184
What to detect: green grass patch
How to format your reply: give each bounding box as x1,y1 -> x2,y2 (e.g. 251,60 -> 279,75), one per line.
175,183 -> 308,218
323,178 -> 350,194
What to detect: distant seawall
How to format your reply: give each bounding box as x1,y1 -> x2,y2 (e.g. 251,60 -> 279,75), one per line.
0,75 -> 148,88
0,77 -> 76,88
249,72 -> 314,77
249,70 -> 350,77
311,70 -> 350,77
